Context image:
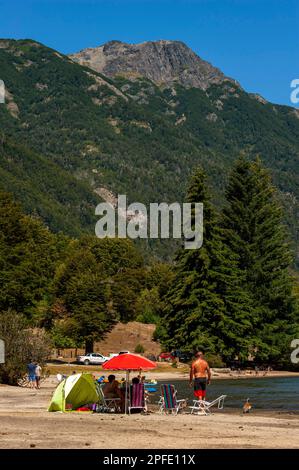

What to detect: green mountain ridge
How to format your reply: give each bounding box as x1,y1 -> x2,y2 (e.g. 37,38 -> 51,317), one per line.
0,135 -> 98,235
0,39 -> 298,262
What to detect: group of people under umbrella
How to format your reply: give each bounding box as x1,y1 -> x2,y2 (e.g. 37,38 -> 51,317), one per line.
102,353 -> 156,414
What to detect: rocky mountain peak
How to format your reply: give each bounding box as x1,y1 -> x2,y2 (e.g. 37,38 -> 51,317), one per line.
70,39 -> 236,90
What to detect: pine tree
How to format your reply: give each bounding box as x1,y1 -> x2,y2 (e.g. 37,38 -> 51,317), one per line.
161,167 -> 253,359
222,157 -> 299,363
161,167 -> 221,353
212,235 -> 256,361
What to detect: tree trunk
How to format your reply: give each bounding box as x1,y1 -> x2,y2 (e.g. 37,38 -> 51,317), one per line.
85,339 -> 94,354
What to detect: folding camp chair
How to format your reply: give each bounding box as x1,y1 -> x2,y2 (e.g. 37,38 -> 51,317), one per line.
159,384 -> 187,415
128,383 -> 147,414
96,383 -> 121,413
189,395 -> 227,415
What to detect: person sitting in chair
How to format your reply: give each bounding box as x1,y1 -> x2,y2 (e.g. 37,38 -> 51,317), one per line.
103,374 -> 125,412
103,375 -> 121,398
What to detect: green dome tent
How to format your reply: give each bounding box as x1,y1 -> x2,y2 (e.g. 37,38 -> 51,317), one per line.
48,373 -> 99,412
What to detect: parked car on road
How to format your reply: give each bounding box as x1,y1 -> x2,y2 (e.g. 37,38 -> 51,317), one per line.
158,352 -> 175,362
158,351 -> 193,363
171,350 -> 194,363
177,351 -> 193,363
77,353 -> 109,365
106,353 -> 119,359
145,354 -> 157,362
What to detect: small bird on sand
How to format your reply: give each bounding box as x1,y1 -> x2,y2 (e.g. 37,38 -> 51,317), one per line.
243,398 -> 252,413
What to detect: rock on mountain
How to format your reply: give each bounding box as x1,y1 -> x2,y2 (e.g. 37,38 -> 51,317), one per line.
70,39 -> 236,90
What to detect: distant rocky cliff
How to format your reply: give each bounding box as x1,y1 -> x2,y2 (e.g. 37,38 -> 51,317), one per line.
70,39 -> 236,90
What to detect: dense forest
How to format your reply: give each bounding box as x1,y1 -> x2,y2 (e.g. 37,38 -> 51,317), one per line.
160,158 -> 299,367
0,190 -> 173,353
0,158 -> 298,367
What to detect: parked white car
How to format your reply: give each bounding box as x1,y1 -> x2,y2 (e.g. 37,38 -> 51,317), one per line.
106,353 -> 118,359
77,353 -> 109,365
105,351 -> 130,358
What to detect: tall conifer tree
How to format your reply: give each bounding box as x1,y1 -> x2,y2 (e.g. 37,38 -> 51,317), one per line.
222,157 -> 299,363
162,167 -> 254,359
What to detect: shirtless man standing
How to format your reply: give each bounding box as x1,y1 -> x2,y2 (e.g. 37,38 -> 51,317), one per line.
189,351 -> 211,400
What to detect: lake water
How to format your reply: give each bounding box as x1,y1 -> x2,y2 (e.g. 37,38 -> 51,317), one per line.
151,377 -> 299,411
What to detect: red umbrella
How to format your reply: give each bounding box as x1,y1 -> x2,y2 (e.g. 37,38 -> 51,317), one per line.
103,353 -> 156,371
102,353 -> 156,414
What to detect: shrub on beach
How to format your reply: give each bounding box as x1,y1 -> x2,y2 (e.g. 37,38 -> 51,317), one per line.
135,343 -> 145,354
0,310 -> 52,385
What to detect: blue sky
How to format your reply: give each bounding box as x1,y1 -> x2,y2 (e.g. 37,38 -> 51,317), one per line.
0,0 -> 298,105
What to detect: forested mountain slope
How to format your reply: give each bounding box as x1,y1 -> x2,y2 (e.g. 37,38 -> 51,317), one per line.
0,39 -> 298,262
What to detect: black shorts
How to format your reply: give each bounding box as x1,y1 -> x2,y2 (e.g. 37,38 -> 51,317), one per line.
194,377 -> 207,398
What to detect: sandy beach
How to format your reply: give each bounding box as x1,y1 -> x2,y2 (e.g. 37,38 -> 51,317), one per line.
0,374 -> 298,449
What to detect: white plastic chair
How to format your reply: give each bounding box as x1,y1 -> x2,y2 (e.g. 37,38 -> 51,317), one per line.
189,395 -> 227,415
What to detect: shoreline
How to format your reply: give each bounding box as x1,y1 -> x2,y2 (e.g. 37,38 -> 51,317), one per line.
147,370 -> 299,381
45,362 -> 299,382
0,378 -> 298,448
